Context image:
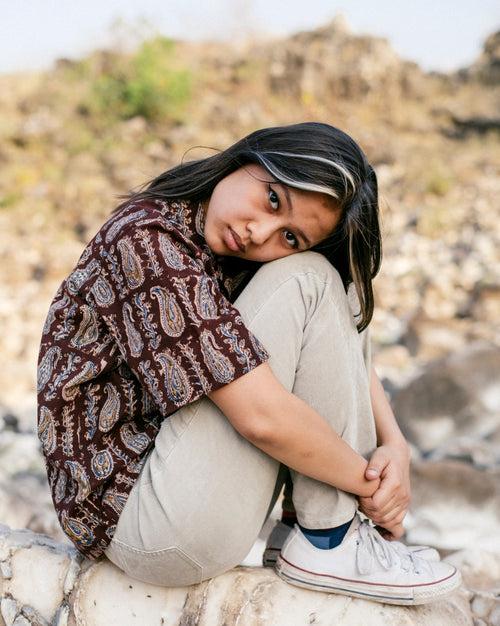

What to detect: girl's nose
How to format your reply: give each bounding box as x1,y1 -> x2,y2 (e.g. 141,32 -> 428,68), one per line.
246,219 -> 278,246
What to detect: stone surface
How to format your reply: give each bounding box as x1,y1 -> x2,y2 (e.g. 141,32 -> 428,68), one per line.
446,550 -> 500,590
0,525 -> 475,626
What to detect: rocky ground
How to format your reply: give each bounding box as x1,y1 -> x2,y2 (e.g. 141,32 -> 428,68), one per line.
0,16 -> 498,625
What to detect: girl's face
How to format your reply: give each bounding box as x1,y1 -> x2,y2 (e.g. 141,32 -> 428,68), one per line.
202,164 -> 341,263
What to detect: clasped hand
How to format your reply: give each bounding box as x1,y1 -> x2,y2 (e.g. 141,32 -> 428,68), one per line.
357,443 -> 412,541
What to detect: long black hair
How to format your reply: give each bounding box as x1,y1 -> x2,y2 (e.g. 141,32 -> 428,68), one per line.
116,122 -> 382,332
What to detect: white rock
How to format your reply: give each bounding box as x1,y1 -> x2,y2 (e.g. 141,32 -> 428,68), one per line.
1,597 -> 19,626
0,524 -> 473,626
491,606 -> 500,626
53,603 -> 69,626
446,549 -> 500,589
71,560 -> 472,626
407,461 -> 500,552
5,545 -> 72,623
471,591 -> 495,617
0,560 -> 12,579
0,432 -> 43,475
393,343 -> 500,452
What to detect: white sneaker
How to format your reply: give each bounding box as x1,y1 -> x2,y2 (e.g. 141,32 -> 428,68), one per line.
275,515 -> 462,605
263,519 -> 440,567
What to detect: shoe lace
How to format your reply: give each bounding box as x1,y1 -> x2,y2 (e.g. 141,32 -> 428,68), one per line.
355,521 -> 422,575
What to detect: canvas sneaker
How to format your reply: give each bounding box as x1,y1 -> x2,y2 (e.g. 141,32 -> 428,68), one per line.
263,519 -> 440,567
275,514 -> 462,605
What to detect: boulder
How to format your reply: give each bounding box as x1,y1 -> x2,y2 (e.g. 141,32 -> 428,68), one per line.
406,460 -> 500,553
465,30 -> 500,84
0,525 -> 473,626
392,342 -> 500,453
446,550 -> 500,626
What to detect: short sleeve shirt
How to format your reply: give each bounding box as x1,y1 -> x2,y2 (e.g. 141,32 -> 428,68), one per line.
36,197 -> 270,559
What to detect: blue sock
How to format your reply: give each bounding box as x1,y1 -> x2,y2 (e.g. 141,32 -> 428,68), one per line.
298,517 -> 354,549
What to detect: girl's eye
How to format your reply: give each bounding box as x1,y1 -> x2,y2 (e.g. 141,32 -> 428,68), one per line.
268,186 -> 280,211
284,230 -> 299,249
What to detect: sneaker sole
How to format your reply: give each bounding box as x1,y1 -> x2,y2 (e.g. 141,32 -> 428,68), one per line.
275,555 -> 462,606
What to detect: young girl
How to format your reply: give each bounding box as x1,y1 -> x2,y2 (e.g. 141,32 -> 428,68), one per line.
37,122 -> 461,605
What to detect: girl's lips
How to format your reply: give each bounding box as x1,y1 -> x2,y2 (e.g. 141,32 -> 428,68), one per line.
226,227 -> 245,252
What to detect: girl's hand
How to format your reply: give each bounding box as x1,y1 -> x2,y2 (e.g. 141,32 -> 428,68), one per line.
357,442 -> 412,540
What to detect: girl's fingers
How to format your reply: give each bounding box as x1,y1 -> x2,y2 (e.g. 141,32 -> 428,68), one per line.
362,492 -> 402,518
360,499 -> 408,526
377,498 -> 408,522
361,481 -> 410,519
365,492 -> 398,514
377,507 -> 407,528
376,521 -> 405,541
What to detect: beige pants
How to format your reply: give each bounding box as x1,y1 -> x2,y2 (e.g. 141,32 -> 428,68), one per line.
105,251 -> 377,586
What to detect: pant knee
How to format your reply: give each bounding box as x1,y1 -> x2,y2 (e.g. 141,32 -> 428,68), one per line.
255,250 -> 343,287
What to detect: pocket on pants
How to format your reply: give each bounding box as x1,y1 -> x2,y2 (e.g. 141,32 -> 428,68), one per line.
106,538 -> 204,587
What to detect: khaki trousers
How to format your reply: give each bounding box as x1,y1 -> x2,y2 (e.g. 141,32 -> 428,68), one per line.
105,251 -> 377,586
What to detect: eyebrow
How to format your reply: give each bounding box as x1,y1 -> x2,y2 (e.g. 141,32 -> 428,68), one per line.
280,185 -> 312,248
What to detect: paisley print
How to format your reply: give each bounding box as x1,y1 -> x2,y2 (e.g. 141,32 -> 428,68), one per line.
102,489 -> 128,515
105,525 -> 117,540
119,422 -> 151,454
194,274 -> 218,319
37,346 -> 62,392
151,286 -> 185,337
134,228 -> 162,277
156,351 -> 193,405
43,294 -> 70,335
218,320 -> 263,370
138,360 -> 165,409
200,329 -> 235,383
195,201 -> 206,236
70,304 -> 99,349
91,275 -> 115,307
248,330 -> 270,362
158,232 -> 186,270
54,469 -> 68,503
141,388 -> 157,415
61,511 -> 95,547
36,197 -> 270,559
104,208 -> 148,243
123,301 -> 144,357
62,361 -> 99,401
67,260 -> 100,295
172,276 -> 202,326
134,292 -> 160,349
38,406 -> 56,455
180,343 -> 211,394
65,460 -> 91,503
117,237 -> 144,289
91,449 -> 114,479
98,383 -> 121,432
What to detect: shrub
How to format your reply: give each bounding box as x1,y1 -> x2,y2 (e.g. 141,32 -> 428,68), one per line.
85,37 -> 192,123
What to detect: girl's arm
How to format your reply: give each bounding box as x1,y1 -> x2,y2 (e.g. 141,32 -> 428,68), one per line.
357,366 -> 411,540
208,362 -> 380,499
369,366 -> 409,450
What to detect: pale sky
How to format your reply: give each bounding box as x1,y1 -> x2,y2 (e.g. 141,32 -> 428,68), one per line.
2,0 -> 499,75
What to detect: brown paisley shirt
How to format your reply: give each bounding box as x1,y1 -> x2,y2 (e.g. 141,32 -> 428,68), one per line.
36,197 -> 270,559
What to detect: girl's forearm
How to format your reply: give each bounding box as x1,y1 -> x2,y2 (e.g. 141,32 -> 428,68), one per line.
209,362 -> 380,498
247,390 -> 381,498
369,365 -> 408,449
